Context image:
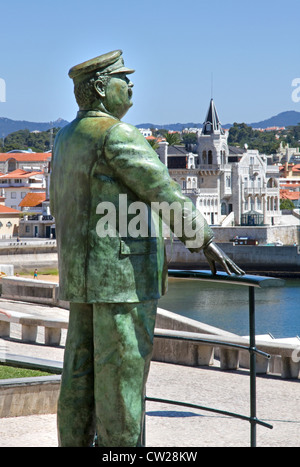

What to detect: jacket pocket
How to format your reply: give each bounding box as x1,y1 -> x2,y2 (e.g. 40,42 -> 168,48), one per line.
120,238 -> 157,256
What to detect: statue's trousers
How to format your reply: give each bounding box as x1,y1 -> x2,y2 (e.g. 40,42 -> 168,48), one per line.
57,300 -> 157,447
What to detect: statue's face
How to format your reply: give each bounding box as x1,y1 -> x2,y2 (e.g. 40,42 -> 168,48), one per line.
103,73 -> 134,119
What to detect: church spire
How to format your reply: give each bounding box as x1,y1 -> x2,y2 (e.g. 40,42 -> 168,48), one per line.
202,98 -> 224,135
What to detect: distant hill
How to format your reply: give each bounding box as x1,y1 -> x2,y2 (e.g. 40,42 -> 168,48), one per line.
0,117 -> 69,138
249,111 -> 300,129
1,110 -> 300,138
137,110 -> 300,131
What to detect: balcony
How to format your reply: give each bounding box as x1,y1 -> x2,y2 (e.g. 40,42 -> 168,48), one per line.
198,164 -> 228,173
20,215 -> 54,222
182,188 -> 218,195
244,187 -> 278,197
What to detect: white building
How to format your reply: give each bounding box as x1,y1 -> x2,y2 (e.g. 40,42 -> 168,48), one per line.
0,169 -> 46,210
138,128 -> 152,137
0,152 -> 51,173
157,98 -> 281,227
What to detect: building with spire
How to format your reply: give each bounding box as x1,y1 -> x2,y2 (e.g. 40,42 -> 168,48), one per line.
158,98 -> 282,228
198,98 -> 229,166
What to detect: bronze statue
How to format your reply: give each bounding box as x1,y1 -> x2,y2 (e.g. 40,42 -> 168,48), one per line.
50,50 -> 244,447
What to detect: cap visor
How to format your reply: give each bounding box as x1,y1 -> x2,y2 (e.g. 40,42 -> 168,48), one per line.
109,66 -> 135,75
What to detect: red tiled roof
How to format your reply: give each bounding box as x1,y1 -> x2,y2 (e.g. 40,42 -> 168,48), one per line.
0,153 -> 51,162
0,169 -> 44,179
0,205 -> 21,214
280,189 -> 300,200
19,192 -> 46,207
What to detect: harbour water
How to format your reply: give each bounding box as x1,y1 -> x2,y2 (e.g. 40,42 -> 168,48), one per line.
158,277 -> 300,338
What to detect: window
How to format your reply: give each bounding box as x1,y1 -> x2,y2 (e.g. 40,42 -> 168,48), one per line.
221,202 -> 227,215
21,192 -> 26,199
11,192 -> 16,199
257,198 -> 262,210
8,159 -> 16,172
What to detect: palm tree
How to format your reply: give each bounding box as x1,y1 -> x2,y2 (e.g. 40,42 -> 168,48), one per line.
162,131 -> 181,146
147,138 -> 159,150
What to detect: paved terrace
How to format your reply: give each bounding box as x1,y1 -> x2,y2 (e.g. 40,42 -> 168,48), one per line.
0,302 -> 299,447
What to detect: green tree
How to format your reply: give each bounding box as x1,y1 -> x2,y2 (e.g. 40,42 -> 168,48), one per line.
283,123 -> 300,148
161,131 -> 181,146
147,138 -> 159,150
228,122 -> 281,154
280,198 -> 295,210
1,128 -> 60,152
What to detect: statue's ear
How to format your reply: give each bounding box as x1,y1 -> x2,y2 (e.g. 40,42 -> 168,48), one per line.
94,79 -> 106,98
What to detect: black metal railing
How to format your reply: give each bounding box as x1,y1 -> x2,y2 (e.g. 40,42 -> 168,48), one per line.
144,269 -> 285,448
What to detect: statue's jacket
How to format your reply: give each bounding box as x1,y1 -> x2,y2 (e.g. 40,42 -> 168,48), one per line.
50,110 -> 214,303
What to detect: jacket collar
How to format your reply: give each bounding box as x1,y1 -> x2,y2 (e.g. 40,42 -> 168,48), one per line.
77,110 -> 119,120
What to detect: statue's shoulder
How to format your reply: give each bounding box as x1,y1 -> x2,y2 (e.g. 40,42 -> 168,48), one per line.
106,121 -> 146,144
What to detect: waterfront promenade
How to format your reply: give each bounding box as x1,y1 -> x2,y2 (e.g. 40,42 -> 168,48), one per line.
1,320 -> 299,447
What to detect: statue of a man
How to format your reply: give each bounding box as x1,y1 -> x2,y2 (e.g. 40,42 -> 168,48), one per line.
50,50 -> 244,447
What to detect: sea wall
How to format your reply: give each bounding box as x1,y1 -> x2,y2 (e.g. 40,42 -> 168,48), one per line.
165,239 -> 300,274
0,235 -> 299,275
211,224 -> 299,245
0,241 -> 57,273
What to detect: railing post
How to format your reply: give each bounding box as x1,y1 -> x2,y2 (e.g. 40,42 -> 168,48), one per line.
147,270 -> 283,447
249,286 -> 256,447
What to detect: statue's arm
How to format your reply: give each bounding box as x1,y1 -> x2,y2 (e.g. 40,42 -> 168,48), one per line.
104,122 -> 213,250
104,122 -> 244,275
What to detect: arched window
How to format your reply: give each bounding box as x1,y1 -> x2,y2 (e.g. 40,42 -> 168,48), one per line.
221,202 -> 227,215
267,178 -> 277,188
202,150 -> 207,164
208,150 -> 213,165
8,158 -> 17,172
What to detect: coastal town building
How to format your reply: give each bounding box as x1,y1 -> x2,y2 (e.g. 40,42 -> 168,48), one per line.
18,155 -> 54,238
157,98 -> 282,227
276,142 -> 300,164
279,162 -> 300,208
0,190 -> 20,239
138,128 -> 152,137
0,152 -> 50,173
0,169 -> 46,210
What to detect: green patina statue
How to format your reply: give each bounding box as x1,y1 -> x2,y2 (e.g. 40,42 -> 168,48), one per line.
50,49 -> 244,447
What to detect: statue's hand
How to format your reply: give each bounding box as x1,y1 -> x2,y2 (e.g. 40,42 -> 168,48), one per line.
203,242 -> 245,276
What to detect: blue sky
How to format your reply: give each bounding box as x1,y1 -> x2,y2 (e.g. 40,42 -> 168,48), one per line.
0,0 -> 299,126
